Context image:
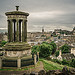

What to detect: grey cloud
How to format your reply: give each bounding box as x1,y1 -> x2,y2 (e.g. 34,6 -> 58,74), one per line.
0,0 -> 75,32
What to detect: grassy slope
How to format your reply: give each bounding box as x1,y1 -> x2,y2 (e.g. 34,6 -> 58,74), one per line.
39,58 -> 70,71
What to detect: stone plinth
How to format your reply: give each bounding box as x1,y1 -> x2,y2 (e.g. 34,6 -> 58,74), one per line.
2,42 -> 31,57
2,42 -> 33,68
0,58 -> 2,69
34,54 -> 36,65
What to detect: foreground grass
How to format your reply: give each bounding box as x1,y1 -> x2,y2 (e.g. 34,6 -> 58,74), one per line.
0,68 -> 29,71
39,58 -> 69,71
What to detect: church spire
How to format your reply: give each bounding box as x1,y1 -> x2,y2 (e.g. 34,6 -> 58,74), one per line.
42,26 -> 44,33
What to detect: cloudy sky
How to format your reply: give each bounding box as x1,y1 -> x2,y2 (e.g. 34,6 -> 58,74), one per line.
0,0 -> 75,32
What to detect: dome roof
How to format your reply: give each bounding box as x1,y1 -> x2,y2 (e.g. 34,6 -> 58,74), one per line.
5,6 -> 29,16
5,11 -> 29,16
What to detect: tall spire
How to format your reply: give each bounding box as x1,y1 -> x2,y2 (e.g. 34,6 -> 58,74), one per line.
42,26 -> 44,33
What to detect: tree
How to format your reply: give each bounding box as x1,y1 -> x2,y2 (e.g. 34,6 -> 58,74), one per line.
50,41 -> 57,54
42,41 -> 49,44
1,41 -> 7,47
31,45 -> 39,54
55,50 -> 59,57
58,36 -> 60,39
60,44 -> 70,54
70,59 -> 75,68
62,59 -> 69,65
39,43 -> 53,58
31,41 -> 57,58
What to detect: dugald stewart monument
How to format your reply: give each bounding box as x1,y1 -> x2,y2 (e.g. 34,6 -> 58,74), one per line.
0,6 -> 38,69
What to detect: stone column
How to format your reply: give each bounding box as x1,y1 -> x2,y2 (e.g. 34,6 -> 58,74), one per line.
8,20 -> 13,42
19,20 -> 21,42
24,20 -> 27,42
0,58 -> 2,69
34,54 -> 36,65
59,50 -> 62,56
8,20 -> 10,42
16,20 -> 19,42
13,20 -> 16,42
10,20 -> 13,42
17,57 -> 21,68
37,52 -> 39,61
22,20 -> 24,42
22,20 -> 27,42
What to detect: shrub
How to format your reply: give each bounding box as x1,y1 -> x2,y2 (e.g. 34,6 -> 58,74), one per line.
49,58 -> 75,68
51,59 -> 62,64
70,59 -> 75,68
55,50 -> 59,57
1,41 -> 7,47
31,45 -> 39,54
46,56 -> 51,60
60,44 -> 70,54
39,44 -> 53,58
49,41 -> 57,54
62,59 -> 69,66
41,41 -> 49,44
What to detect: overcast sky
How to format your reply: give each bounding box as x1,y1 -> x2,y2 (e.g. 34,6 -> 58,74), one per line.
0,0 -> 75,32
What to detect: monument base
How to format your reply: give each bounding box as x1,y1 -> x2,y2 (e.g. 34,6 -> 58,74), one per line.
3,42 -> 31,57
2,42 -> 34,68
2,55 -> 34,68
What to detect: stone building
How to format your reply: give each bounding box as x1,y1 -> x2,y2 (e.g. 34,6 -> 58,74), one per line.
0,6 -> 39,69
57,50 -> 75,61
27,31 -> 51,43
72,27 -> 75,35
42,27 -> 44,34
71,45 -> 75,56
3,34 -> 8,41
63,35 -> 75,45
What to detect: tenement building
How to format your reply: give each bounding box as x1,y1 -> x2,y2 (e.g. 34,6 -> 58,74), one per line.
0,6 -> 39,69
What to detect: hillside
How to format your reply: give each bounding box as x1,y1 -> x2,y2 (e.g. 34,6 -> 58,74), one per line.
39,58 -> 71,71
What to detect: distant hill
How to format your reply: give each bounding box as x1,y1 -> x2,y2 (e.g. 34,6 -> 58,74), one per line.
0,29 -> 7,33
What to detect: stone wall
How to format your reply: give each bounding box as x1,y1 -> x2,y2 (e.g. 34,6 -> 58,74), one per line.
5,49 -> 31,57
71,48 -> 75,56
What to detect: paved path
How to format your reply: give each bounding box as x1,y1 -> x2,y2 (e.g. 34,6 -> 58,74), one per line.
29,61 -> 44,73
0,61 -> 44,75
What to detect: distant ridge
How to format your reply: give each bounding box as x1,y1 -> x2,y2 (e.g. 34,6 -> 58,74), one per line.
0,29 -> 7,33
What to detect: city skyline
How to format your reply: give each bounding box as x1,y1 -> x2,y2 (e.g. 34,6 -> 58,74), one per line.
0,0 -> 75,32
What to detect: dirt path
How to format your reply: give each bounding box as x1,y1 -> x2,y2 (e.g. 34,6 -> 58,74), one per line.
30,61 -> 44,72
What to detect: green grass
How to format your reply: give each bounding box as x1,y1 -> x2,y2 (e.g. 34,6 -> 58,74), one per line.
0,68 -> 28,71
39,58 -> 66,71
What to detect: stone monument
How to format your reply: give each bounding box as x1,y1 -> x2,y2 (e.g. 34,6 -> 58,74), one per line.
1,6 -> 34,68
